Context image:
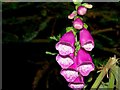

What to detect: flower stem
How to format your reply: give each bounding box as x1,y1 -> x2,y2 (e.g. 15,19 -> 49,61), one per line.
90,56 -> 118,89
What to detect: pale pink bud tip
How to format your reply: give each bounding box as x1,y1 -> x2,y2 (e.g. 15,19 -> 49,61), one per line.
77,6 -> 87,15
68,11 -> 77,19
73,18 -> 83,30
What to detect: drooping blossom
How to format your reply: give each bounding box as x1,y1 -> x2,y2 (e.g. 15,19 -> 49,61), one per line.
68,11 -> 77,19
76,48 -> 95,76
77,6 -> 87,16
56,31 -> 75,56
68,76 -> 84,89
73,18 -> 83,30
56,53 -> 74,69
79,28 -> 94,51
60,57 -> 79,82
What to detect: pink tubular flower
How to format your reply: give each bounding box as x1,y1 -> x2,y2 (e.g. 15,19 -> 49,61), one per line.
77,6 -> 87,15
68,11 -> 77,19
68,76 -> 84,89
79,28 -> 94,51
56,53 -> 74,69
76,48 -> 95,76
55,31 -> 75,56
73,18 -> 83,30
60,57 -> 79,82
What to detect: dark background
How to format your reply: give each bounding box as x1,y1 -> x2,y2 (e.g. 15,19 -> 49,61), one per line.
2,2 -> 120,90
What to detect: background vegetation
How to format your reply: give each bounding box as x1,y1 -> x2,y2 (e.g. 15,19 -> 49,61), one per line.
3,2 -> 120,90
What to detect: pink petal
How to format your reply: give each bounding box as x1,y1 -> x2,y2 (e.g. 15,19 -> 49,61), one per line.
73,18 -> 83,30
76,48 -> 95,76
56,54 -> 74,69
56,31 -> 75,56
68,11 -> 77,19
79,28 -> 94,51
60,60 -> 78,82
60,69 -> 79,82
68,76 -> 84,89
77,6 -> 87,15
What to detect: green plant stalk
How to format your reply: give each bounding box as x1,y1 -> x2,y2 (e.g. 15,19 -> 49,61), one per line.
108,70 -> 115,89
110,64 -> 120,90
90,56 -> 118,89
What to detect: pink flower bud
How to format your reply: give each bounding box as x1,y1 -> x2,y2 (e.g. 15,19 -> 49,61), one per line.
56,54 -> 74,69
68,76 -> 84,89
56,31 -> 75,56
76,48 -> 95,76
73,18 -> 83,30
79,28 -> 94,51
68,11 -> 77,19
60,57 -> 79,82
77,6 -> 87,15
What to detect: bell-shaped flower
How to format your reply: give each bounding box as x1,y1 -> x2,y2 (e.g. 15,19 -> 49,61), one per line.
56,53 -> 74,69
56,31 -> 75,56
79,28 -> 94,51
73,18 -> 83,30
68,11 -> 77,19
77,6 -> 87,16
76,48 -> 95,76
68,76 -> 84,89
60,57 -> 79,82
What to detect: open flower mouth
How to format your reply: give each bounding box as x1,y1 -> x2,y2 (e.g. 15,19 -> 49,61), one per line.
56,55 -> 74,69
82,42 -> 94,51
68,83 -> 84,89
74,24 -> 83,30
60,69 -> 79,82
56,42 -> 74,56
77,64 -> 94,76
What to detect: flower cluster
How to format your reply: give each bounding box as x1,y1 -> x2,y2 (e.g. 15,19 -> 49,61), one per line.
55,3 -> 94,90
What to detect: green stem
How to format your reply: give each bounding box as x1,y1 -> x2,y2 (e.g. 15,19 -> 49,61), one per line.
108,70 -> 115,89
90,56 -> 118,89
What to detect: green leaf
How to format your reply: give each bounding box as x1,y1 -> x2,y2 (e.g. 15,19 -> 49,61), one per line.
99,82 -> 109,88
75,4 -> 81,10
110,64 -> 120,90
45,51 -> 57,55
84,23 -> 88,29
74,16 -> 83,21
91,57 -> 118,89
66,26 -> 77,35
49,36 -> 58,41
23,31 -> 38,42
66,27 -> 74,32
3,32 -> 18,43
38,17 -> 52,31
81,3 -> 88,6
41,9 -> 47,17
49,34 -> 61,41
87,77 -> 93,82
108,70 -> 115,89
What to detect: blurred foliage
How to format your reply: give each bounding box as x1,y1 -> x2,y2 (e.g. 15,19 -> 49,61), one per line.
2,2 -> 120,90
